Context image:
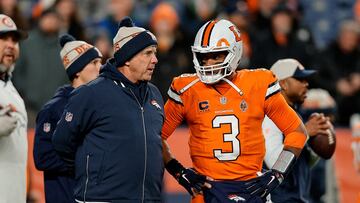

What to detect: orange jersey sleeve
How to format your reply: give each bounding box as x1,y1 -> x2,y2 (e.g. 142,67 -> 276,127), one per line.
264,74 -> 307,150
161,74 -> 198,139
162,99 -> 185,140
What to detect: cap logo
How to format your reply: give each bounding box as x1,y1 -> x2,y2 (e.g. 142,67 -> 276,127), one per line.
114,42 -> 121,52
63,44 -> 93,67
1,16 -> 15,28
63,55 -> 70,67
113,32 -> 141,52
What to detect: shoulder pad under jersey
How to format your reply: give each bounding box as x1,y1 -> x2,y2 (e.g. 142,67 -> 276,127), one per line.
167,74 -> 199,104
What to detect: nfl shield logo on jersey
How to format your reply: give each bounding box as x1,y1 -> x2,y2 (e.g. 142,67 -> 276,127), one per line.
65,112 -> 73,122
43,122 -> 51,133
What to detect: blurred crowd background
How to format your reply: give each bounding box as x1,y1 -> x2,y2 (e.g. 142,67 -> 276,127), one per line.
3,0 -> 360,127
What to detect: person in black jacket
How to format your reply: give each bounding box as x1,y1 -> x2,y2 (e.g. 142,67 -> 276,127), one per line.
52,16 -> 164,203
33,34 -> 102,203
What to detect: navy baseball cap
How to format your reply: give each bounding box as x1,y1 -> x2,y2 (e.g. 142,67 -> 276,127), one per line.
270,58 -> 316,80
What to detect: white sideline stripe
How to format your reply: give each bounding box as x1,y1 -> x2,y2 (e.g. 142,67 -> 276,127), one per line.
75,199 -> 110,203
266,82 -> 280,98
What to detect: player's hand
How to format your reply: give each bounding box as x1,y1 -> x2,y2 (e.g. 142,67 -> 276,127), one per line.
177,167 -> 212,196
165,159 -> 212,196
245,170 -> 283,198
0,114 -> 17,137
305,113 -> 331,136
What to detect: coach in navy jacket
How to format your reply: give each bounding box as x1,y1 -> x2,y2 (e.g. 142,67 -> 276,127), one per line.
52,17 -> 164,203
33,34 -> 102,203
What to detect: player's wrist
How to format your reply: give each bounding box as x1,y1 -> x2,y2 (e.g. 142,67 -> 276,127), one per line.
271,149 -> 296,179
165,158 -> 185,180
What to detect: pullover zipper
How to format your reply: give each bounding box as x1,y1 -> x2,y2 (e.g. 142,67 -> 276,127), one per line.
129,88 -> 148,203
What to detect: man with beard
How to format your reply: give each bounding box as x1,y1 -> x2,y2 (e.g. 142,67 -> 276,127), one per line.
262,58 -> 335,202
0,14 -> 28,202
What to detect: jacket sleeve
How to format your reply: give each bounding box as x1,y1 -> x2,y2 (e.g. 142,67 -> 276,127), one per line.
33,107 -> 71,174
52,86 -> 98,165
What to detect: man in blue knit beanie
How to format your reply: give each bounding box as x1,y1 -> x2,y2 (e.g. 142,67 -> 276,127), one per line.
52,17 -> 165,202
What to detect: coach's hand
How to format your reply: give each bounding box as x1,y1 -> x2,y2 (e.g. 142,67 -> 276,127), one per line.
245,170 -> 283,198
0,115 -> 17,137
165,159 -> 212,196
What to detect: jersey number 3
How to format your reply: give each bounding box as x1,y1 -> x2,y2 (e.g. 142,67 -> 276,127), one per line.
213,115 -> 240,161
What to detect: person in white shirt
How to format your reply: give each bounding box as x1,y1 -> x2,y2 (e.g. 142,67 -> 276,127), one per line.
0,14 -> 28,202
263,58 -> 335,202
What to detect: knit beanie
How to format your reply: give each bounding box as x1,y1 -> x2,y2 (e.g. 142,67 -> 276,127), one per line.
60,34 -> 102,80
113,16 -> 157,67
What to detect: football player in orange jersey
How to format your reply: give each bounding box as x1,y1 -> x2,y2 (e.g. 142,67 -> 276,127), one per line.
162,19 -> 308,203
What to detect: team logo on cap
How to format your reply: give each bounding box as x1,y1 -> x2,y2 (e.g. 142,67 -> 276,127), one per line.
43,122 -> 51,133
63,44 -> 93,68
151,100 -> 162,110
1,16 -> 15,28
65,112 -> 73,122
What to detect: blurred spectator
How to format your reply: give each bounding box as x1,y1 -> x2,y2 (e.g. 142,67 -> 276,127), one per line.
92,31 -> 112,64
149,2 -> 193,99
222,0 -> 252,68
96,0 -> 135,40
356,0 -> 360,23
250,0 -> 280,35
299,0 -> 356,50
0,0 -> 30,30
54,0 -> 86,40
13,9 -> 67,127
31,0 -> 56,23
312,20 -> 360,126
181,0 -> 219,42
250,4 -> 313,69
300,88 -> 337,203
75,0 -> 109,24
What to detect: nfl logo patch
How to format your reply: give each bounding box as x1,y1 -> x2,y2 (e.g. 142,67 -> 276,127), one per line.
43,122 -> 51,133
65,112 -> 73,122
